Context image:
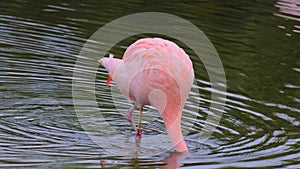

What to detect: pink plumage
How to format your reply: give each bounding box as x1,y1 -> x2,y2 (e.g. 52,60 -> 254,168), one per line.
99,38 -> 194,152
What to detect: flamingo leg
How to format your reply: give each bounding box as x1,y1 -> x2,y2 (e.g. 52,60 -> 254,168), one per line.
126,105 -> 136,132
137,106 -> 143,129
136,106 -> 143,139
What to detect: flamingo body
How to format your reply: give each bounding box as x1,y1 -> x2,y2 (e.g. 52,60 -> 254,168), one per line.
99,38 -> 194,152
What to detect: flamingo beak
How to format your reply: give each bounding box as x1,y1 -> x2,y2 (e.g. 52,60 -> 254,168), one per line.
106,75 -> 112,87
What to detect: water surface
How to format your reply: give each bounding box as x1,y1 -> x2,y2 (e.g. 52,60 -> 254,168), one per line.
0,0 -> 299,168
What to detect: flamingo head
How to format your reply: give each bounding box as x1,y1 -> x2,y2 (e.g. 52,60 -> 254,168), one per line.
98,54 -> 123,86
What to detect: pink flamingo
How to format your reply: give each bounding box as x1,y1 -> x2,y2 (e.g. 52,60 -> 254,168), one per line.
99,38 -> 194,152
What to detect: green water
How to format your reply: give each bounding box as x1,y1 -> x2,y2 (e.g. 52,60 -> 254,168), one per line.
0,0 -> 299,168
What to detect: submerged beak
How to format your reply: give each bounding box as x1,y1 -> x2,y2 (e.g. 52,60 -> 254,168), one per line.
106,75 -> 112,87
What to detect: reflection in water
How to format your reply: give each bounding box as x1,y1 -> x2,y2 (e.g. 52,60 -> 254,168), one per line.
99,151 -> 188,168
0,0 -> 300,168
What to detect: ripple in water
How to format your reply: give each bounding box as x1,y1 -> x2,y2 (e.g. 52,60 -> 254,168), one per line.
275,0 -> 300,35
0,0 -> 300,168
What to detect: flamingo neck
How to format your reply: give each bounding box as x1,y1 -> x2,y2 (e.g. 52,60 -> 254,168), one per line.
175,138 -> 188,152
161,109 -> 188,152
